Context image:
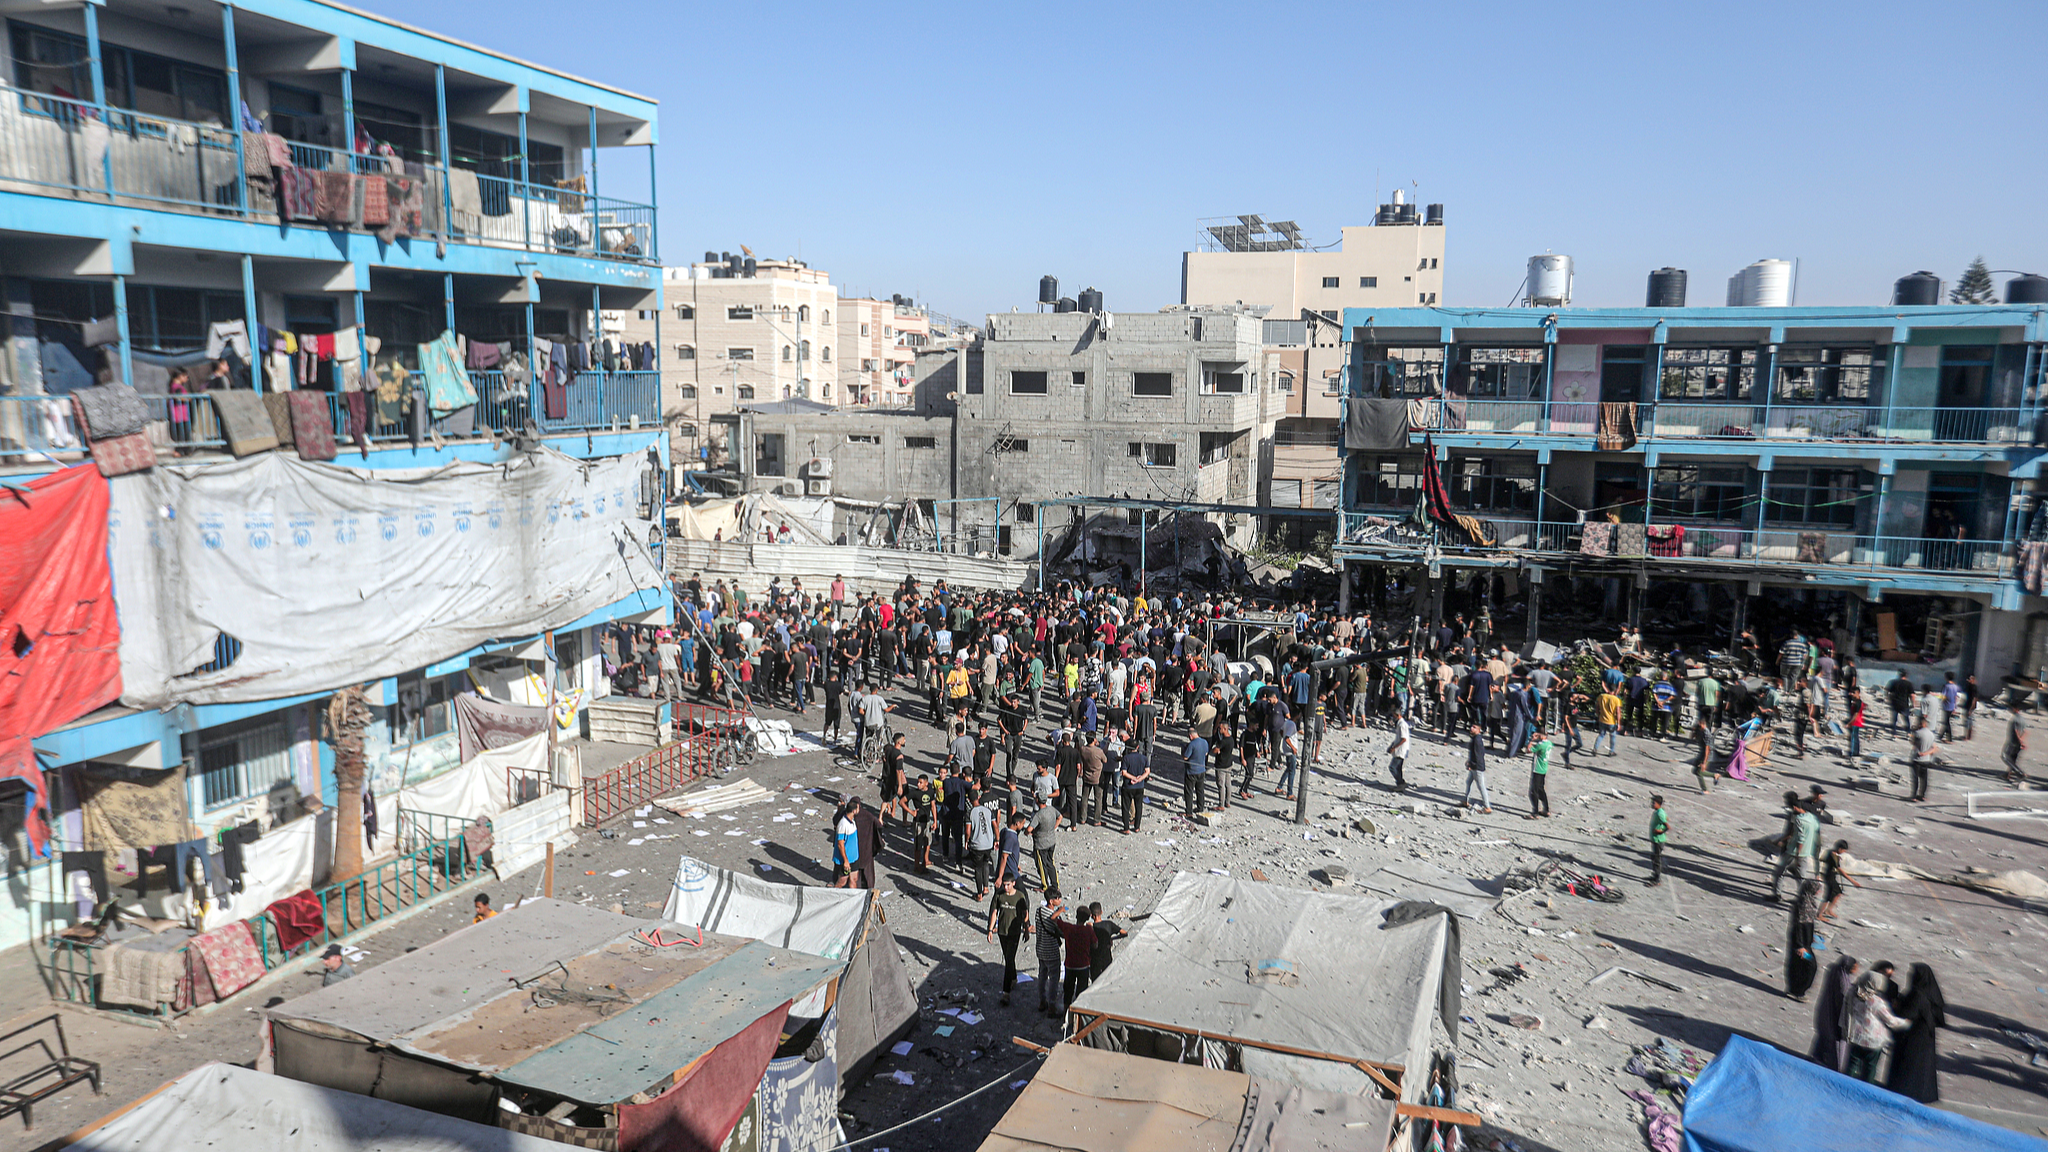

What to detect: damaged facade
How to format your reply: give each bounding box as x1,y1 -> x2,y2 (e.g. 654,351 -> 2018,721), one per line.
1333,303 -> 2048,682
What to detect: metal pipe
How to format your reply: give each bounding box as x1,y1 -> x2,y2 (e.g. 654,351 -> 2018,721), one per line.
240,255 -> 259,394
222,3 -> 247,215
436,64 -> 452,240
112,273 -> 132,388
340,67 -> 355,171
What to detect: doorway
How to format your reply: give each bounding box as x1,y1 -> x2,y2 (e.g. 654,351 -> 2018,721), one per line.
1599,346 -> 1648,403
1936,345 -> 1993,440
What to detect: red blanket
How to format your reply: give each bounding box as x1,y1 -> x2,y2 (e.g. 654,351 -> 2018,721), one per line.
190,920 -> 267,1002
265,890 -> 326,953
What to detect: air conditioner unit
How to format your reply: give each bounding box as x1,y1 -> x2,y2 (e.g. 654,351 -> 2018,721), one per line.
806,478 -> 832,497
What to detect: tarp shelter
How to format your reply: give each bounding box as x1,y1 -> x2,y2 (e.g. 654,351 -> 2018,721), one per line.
264,898 -> 842,1151
59,1062 -> 573,1152
663,855 -> 918,1078
978,1043 -> 1394,1152
1066,873 -> 1453,1101
1681,1035 -> 2048,1152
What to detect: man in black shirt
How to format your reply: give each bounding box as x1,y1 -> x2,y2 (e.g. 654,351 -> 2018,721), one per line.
1088,901 -> 1127,980
940,763 -> 970,865
821,672 -> 845,744
972,723 -> 999,789
1053,734 -> 1084,826
876,625 -> 901,689
996,690 -> 1028,782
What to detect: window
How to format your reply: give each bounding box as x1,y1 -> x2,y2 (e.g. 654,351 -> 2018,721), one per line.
728,347 -> 755,360
861,324 -> 870,337
1765,467 -> 1871,527
905,436 -> 937,449
714,385 -> 726,395
782,345 -> 793,362
1275,371 -> 1295,393
1263,319 -> 1307,345
1014,502 -> 1036,523
799,340 -> 811,361
884,326 -> 894,338
1420,293 -> 1438,304
1659,347 -> 1758,401
675,304 -> 695,320
822,310 -> 831,326
1071,371 -> 1086,388
1322,369 -> 1344,394
1357,346 -> 1444,398
1776,346 -> 1883,403
728,306 -> 754,321
1359,276 -> 1378,288
995,439 -> 1029,453
1453,347 -> 1546,398
797,305 -> 810,322
848,434 -> 879,445
1318,309 -> 1338,321
737,384 -> 756,399
676,344 -> 696,360
636,309 -> 655,321
196,717 -> 292,810
862,359 -> 878,372
1353,454 -> 1426,507
1653,465 -> 1749,521
821,347 -> 831,362
1133,372 -> 1173,396
679,384 -> 698,398
1204,367 -> 1246,394
1199,431 -> 1239,466
1321,277 -> 1340,288
1128,441 -> 1176,467
1010,370 -> 1049,394
393,673 -> 455,745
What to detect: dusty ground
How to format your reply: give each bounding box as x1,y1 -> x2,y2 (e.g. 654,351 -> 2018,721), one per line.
4,686 -> 2045,1152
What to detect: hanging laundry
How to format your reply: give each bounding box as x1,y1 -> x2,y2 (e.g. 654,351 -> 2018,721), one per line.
416,331 -> 478,414
81,315 -> 120,348
219,821 -> 259,893
373,358 -> 408,425
466,340 -> 501,370
313,171 -> 353,224
204,320 -> 252,361
343,390 -> 370,458
39,341 -> 95,394
360,173 -> 390,226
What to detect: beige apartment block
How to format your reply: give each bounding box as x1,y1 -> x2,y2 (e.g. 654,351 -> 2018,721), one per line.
1182,207 -> 1447,318
614,257 -> 840,465
837,296 -> 932,407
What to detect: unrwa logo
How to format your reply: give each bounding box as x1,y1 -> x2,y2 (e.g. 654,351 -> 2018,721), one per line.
200,529 -> 222,550
675,858 -> 711,894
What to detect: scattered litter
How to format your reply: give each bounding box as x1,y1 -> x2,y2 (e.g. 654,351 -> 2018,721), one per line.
933,1025 -> 955,1037
1010,1080 -> 1029,1090
891,1070 -> 915,1085
890,1041 -> 914,1056
758,865 -> 774,873
652,818 -> 671,824
1209,868 -> 1230,876
1155,840 -> 1176,847
608,869 -> 631,877
752,838 -> 768,845
1507,1014 -> 1543,1030
717,814 -> 737,822
633,821 -> 647,828
1584,1014 -> 1611,1031
939,1007 -> 962,1016
627,839 -> 644,846
960,1011 -> 984,1025
692,830 -> 710,837
636,806 -> 652,817
1852,918 -> 1894,930
1016,972 -> 1033,983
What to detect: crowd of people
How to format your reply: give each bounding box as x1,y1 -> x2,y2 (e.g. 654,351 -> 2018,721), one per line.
605,572 -> 1984,1099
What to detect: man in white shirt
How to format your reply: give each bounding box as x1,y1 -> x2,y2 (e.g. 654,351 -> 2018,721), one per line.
1386,713 -> 1413,791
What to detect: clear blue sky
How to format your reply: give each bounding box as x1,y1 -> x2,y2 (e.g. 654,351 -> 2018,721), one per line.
367,0 -> 2048,317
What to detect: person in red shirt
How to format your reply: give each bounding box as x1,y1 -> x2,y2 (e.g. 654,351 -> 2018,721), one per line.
1058,904 -> 1101,1008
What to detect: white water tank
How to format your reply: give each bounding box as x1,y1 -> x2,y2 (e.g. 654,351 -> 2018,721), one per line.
1726,259 -> 1793,307
1526,254 -> 1573,306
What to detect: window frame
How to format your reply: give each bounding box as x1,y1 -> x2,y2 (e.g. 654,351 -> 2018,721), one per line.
736,384 -> 756,399
1652,464 -> 1751,522
1321,276 -> 1341,289
1359,276 -> 1378,288
727,305 -> 754,322
1132,372 -> 1174,397
1452,346 -> 1547,399
727,347 -> 755,361
195,716 -> 293,811
1659,346 -> 1759,402
1009,370 -> 1049,395
1764,466 -> 1871,528
1356,346 -> 1444,399
1775,345 -> 1885,405
1351,453 -> 1427,509
904,435 -> 937,449
675,343 -> 695,360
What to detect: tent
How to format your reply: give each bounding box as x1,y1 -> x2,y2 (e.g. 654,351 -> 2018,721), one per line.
977,1043 -> 1394,1152
59,1062 -> 571,1152
1682,1035 -> 2048,1152
1065,872 -> 1454,1101
663,855 -> 918,1078
264,898 -> 843,1151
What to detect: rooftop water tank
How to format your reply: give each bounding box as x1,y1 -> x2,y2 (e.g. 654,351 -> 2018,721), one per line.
2004,273 -> 2048,305
703,250 -> 718,265
1726,259 -> 1793,307
1893,271 -> 1942,306
1526,254 -> 1573,307
1054,297 -> 1076,313
1425,203 -> 1444,226
1646,267 -> 1688,308
743,257 -> 757,278
1039,275 -> 1059,304
1078,287 -> 1104,313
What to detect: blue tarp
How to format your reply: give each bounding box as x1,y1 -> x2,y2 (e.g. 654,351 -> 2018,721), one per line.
1683,1035 -> 2048,1152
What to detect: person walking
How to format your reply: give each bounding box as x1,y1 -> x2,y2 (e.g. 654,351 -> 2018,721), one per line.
1525,729 -> 1552,818
1908,715 -> 1939,802
1810,955 -> 1861,1073
997,810 -> 1028,887
985,874 -> 1030,1006
1884,964 -> 1947,1102
1818,839 -> 1861,922
1029,797 -> 1062,895
1885,672 -> 1913,735
1768,793 -> 1806,901
1939,673 -> 1960,742
1385,711 -> 1412,793
1785,878 -> 1823,1001
1182,731 -> 1211,815
968,792 -> 999,900
1462,722 -> 1493,813
1032,889 -> 1067,1018
1058,903 -> 1099,1011
1646,794 -> 1668,886
1845,969 -> 1911,1083
2003,710 -> 2029,786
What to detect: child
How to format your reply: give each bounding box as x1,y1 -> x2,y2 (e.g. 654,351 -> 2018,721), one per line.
1646,794 -> 1668,887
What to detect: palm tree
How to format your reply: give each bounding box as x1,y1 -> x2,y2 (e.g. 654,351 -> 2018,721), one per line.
325,685 -> 373,882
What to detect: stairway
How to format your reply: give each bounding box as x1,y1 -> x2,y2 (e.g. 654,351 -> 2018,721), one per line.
585,696 -> 666,746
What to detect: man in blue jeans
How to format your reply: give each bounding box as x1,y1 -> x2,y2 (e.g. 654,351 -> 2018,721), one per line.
1182,733 -> 1211,814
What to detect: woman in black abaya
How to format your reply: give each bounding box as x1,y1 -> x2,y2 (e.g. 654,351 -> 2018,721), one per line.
1809,954 -> 1860,1071
1885,963 -> 1947,1103
1785,879 -> 1822,1001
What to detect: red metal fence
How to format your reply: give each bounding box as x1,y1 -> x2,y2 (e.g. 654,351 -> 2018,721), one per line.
581,701 -> 740,827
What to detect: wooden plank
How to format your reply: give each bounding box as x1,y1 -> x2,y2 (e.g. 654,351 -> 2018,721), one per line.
1395,1102 -> 1483,1126
1353,1060 -> 1402,1098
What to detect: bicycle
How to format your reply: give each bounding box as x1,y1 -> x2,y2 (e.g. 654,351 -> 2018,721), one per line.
860,718 -> 893,774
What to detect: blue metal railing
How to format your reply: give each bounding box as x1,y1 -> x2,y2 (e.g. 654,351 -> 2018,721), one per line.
1423,398 -> 2026,446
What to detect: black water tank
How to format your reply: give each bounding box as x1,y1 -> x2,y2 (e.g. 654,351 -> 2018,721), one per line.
1039,276 -> 1058,304
1646,267 -> 1688,308
703,250 -> 718,265
1078,287 -> 1104,313
1425,203 -> 1444,226
743,258 -> 757,277
1893,271 -> 1942,306
2007,273 -> 2048,305
1054,297 -> 1076,313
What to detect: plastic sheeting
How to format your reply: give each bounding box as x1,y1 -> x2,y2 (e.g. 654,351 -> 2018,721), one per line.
108,447 -> 661,708
59,1062 -> 572,1152
1,464 -> 122,855
369,731 -> 542,855
1681,1035 -> 2048,1152
1067,872 -> 1448,1089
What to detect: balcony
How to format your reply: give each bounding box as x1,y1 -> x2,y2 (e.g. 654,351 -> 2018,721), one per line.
0,371 -> 658,465
1337,511 -> 2009,580
1415,398 -> 2031,446
0,93 -> 654,264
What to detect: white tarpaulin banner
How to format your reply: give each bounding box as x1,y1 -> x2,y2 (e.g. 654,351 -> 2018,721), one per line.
663,854 -> 867,960
107,447 -> 662,708
370,732 -> 545,856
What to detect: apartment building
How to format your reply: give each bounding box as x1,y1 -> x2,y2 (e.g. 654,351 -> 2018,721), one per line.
614,259 -> 837,466
1182,201 -> 1448,317
837,295 -> 931,407
1260,310 -> 1348,547
1333,301 -> 2048,682
1,0 -> 667,967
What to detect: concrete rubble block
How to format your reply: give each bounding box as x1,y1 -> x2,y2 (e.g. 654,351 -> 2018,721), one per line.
1855,776 -> 1887,792
1353,816 -> 1378,836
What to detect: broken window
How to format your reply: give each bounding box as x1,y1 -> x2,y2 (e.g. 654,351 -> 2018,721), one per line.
1132,442 -> 1175,468
1653,465 -> 1749,521
904,436 -> 937,449
1776,346 -> 1883,404
1204,366 -> 1247,394
1765,467 -> 1871,528
1450,457 -> 1536,513
1357,346 -> 1443,398
727,347 -> 755,361
1660,347 -> 1758,401
1453,347 -> 1546,399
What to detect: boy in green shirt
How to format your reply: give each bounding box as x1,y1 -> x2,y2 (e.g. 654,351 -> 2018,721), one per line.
1525,729 -> 1552,818
1647,794 -> 1668,887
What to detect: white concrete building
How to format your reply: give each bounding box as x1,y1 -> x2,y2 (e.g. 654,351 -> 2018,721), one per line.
1181,202 -> 1448,318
